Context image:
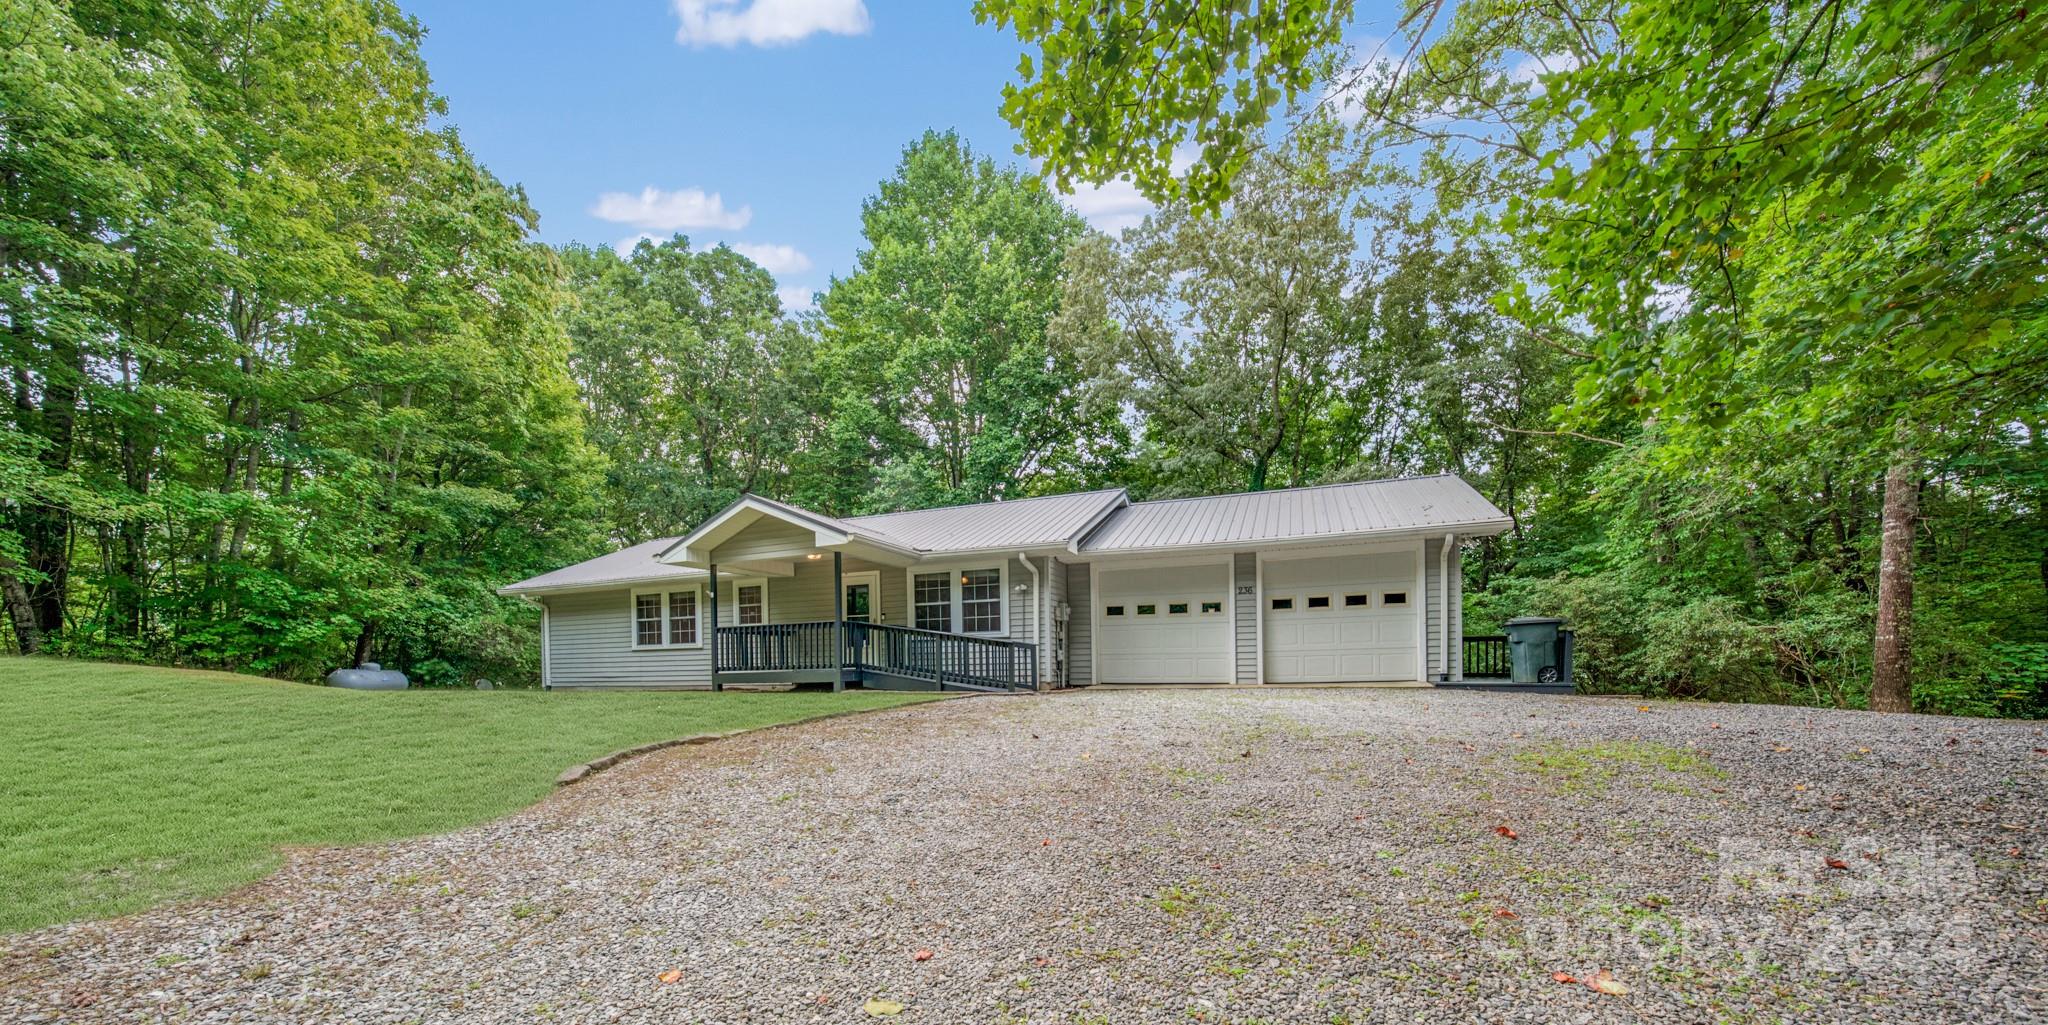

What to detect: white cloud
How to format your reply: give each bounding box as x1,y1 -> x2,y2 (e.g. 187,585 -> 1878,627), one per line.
1510,52 -> 1582,96
672,0 -> 870,48
1062,178 -> 1154,235
590,186 -> 752,232
777,285 -> 818,312
730,242 -> 813,275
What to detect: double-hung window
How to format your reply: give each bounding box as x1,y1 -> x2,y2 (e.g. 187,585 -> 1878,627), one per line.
912,566 -> 1005,635
960,569 -> 1001,632
736,583 -> 765,625
914,573 -> 952,632
633,587 -> 701,648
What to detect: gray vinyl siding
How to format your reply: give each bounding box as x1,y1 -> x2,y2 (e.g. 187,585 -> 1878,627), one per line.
1233,552 -> 1258,684
1044,555 -> 1069,687
1449,543 -> 1464,680
543,588 -> 711,688
712,518 -> 816,562
743,555 -> 904,625
1066,561 -> 1092,685
1423,536 -> 1462,681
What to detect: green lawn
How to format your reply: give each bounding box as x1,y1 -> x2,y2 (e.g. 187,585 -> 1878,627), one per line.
0,657 -> 940,933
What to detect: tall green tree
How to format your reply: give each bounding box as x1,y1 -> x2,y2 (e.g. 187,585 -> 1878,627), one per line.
1051,152 -> 1359,495
560,237 -> 814,540
982,0 -> 2048,711
813,130 -> 1117,513
2,0 -> 604,685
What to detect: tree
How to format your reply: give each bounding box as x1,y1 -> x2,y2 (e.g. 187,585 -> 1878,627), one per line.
814,130 -> 1115,512
1053,146 -> 1373,495
983,0 -> 2048,710
2,0 -> 605,685
973,0 -> 1359,207
560,238 -> 812,540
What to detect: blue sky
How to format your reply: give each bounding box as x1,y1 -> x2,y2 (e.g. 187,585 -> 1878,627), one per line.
405,1 -> 1407,310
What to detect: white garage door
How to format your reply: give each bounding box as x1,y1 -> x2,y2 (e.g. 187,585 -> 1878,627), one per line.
1096,563 -> 1233,684
1263,551 -> 1418,683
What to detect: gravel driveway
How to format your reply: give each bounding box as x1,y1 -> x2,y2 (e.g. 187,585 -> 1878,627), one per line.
4,688 -> 2045,1024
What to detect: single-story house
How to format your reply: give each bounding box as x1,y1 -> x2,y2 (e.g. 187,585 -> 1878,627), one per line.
498,474 -> 1511,691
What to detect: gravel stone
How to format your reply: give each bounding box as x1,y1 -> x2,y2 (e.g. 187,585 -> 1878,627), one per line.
3,689 -> 2044,1023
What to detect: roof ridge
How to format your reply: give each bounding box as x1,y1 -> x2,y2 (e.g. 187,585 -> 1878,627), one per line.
1122,473 -> 1454,508
843,487 -> 1127,522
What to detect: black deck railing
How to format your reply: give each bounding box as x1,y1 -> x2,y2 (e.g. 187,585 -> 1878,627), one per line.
847,621 -> 1037,692
1463,634 -> 1511,678
714,619 -> 1038,692
716,620 -> 840,673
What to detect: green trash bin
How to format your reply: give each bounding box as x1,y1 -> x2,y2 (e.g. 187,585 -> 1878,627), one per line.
1505,617 -> 1565,685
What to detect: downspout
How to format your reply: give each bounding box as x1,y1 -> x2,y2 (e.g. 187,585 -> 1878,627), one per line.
1440,533 -> 1455,682
1019,553 -> 1043,688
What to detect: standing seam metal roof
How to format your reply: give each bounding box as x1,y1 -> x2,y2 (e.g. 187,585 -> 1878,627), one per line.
497,536 -> 702,594
840,489 -> 1127,552
1075,474 -> 1509,552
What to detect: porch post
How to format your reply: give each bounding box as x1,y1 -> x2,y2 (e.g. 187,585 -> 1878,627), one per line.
708,561 -> 721,692
831,551 -> 845,692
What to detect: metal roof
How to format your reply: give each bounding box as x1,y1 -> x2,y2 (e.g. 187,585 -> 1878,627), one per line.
498,536 -> 704,595
842,489 -> 1128,553
1077,475 -> 1510,553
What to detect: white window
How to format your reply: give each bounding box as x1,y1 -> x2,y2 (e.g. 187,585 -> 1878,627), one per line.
961,569 -> 1002,632
668,590 -> 697,644
634,592 -> 664,646
736,583 -> 765,625
914,572 -> 952,632
632,587 -> 702,648
911,565 -> 1005,635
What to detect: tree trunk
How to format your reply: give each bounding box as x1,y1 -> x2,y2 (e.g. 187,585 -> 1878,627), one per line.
1869,451 -> 1919,713
352,621 -> 377,668
1,567 -> 44,654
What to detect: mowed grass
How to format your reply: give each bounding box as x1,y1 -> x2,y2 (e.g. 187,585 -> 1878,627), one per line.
0,657 -> 941,933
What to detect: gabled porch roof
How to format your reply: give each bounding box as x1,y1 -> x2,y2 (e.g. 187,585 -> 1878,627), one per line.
656,493 -> 923,570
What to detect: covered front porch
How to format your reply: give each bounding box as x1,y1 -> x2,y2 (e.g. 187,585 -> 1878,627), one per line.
657,495 -> 1045,693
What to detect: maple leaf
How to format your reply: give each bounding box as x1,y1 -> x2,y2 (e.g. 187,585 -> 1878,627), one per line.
1586,969 -> 1631,995
1495,825 -> 1519,840
864,998 -> 905,1017
657,969 -> 682,984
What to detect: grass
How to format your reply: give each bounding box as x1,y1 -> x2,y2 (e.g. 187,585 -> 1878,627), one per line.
0,657 -> 941,934
1509,740 -> 1726,793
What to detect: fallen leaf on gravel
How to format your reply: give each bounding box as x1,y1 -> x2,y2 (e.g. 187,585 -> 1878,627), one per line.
1825,858 -> 1849,870
1034,957 -> 1051,967
1636,706 -> 1650,712
1494,908 -> 1518,919
864,998 -> 905,1016
2009,847 -> 2023,858
1551,971 -> 1577,984
1041,838 -> 1052,847
1586,969 -> 1631,995
1495,825 -> 1519,840
657,969 -> 682,984
912,949 -> 933,961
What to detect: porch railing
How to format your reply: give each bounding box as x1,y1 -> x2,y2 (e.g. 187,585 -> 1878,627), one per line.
846,621 -> 1037,692
1463,634 -> 1511,678
714,619 -> 1038,692
716,620 -> 840,673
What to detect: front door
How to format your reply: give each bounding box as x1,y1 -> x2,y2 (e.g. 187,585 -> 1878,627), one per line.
841,570 -> 880,623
